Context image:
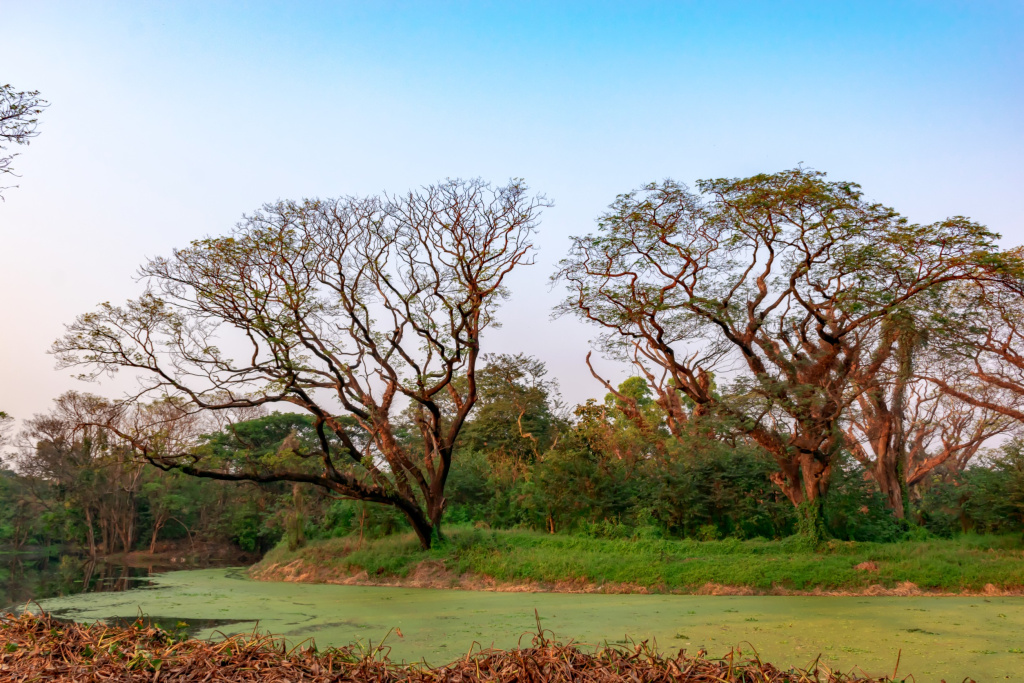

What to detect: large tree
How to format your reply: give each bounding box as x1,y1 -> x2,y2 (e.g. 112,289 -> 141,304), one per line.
0,83 -> 48,197
54,179 -> 548,549
555,169 -> 1011,534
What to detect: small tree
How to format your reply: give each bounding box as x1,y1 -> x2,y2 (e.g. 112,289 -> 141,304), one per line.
555,169 -> 1009,536
455,353 -> 564,463
0,84 -> 48,197
54,179 -> 547,549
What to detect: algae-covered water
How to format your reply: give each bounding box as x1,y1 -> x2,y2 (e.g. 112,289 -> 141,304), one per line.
26,567 -> 1024,681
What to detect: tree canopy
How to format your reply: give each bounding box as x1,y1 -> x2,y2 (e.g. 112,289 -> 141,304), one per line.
54,179 -> 549,548
554,168 -> 1021,533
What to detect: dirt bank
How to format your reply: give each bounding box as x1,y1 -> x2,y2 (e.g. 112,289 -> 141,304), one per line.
103,540 -> 256,568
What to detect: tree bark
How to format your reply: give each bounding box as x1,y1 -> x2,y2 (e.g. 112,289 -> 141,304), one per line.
84,507 -> 97,559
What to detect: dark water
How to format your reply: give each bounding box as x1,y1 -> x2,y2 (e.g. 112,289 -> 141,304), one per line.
2,552 -> 255,638
1,551 -> 178,611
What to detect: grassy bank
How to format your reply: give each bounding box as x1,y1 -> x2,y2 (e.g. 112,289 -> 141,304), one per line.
252,527 -> 1024,593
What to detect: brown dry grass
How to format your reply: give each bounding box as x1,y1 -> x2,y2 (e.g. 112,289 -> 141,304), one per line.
0,610 -> 908,682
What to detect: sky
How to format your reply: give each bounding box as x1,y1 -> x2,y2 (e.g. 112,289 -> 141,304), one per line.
1,0 -> 1023,427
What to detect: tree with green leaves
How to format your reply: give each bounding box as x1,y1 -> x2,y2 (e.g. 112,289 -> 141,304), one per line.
13,392 -> 145,556
455,353 -> 565,463
54,179 -> 548,549
555,168 -> 1014,537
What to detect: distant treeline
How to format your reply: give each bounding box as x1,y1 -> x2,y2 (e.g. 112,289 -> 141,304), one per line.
3,352 -> 1022,555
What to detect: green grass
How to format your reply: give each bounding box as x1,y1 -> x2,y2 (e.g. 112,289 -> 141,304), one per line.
255,527 -> 1024,592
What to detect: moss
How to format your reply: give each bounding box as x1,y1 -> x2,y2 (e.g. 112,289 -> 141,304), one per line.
32,566 -> 1024,681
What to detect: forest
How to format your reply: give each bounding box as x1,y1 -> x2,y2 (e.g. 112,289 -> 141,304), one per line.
2,169 -> 1023,559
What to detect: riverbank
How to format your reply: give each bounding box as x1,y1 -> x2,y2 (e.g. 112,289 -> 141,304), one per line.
102,540 -> 256,568
250,527 -> 1024,595
1,539 -> 255,568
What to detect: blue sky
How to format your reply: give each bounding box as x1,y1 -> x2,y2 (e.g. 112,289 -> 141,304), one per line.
1,1 -> 1022,421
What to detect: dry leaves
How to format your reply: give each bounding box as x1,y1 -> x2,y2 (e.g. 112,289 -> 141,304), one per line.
1,611 -> 900,682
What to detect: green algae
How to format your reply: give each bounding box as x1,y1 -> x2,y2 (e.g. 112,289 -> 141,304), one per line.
27,567 -> 1024,681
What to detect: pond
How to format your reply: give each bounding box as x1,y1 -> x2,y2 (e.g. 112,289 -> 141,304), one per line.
14,566 -> 1024,681
0,550 -> 239,612
0,552 -> 164,610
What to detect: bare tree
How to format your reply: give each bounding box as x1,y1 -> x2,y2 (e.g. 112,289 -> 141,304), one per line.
54,179 -> 548,549
923,272 -> 1024,424
1,84 -> 48,197
554,169 -> 1010,535
845,370 -> 1015,516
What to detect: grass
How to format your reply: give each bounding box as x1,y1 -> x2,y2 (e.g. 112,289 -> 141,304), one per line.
254,527 -> 1024,593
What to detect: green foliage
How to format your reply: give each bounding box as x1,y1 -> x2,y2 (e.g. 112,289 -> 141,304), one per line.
306,499 -> 407,543
964,439 -> 1024,533
0,468 -> 47,547
7,360 -> 1023,561
263,525 -> 1024,593
453,353 -> 564,463
915,438 -> 1024,537
228,498 -> 283,553
823,456 -> 907,543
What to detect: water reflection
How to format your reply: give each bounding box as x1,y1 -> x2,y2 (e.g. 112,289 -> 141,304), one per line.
0,553 -> 159,610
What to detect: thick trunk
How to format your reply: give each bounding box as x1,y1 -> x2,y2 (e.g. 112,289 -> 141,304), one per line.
427,495 -> 445,545
796,498 -> 827,545
873,456 -> 906,519
770,448 -> 832,542
407,514 -> 433,550
395,500 -> 435,550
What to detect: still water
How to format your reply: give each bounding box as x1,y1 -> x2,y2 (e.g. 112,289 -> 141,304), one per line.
0,552 -> 163,610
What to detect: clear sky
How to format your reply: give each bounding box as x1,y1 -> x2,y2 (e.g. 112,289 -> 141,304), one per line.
1,1 -> 1022,425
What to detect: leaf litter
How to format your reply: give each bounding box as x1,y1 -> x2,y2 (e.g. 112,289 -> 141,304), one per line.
0,610 -> 935,682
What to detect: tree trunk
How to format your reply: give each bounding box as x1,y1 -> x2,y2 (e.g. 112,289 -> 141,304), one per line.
796,498 -> 827,545
398,503 -> 434,550
872,455 -> 905,519
428,499 -> 445,546
770,449 -> 831,543
84,507 -> 98,559
149,515 -> 166,554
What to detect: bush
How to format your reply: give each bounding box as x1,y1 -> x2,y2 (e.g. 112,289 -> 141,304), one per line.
823,455 -> 906,543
